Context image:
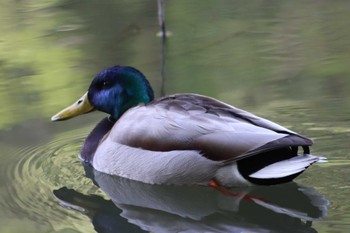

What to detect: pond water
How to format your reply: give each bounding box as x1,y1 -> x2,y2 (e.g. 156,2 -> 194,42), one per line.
0,0 -> 350,232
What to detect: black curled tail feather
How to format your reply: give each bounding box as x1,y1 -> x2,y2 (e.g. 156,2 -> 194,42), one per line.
237,146 -> 315,185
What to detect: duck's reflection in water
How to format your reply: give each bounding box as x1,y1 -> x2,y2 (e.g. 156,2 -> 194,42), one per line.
54,166 -> 328,233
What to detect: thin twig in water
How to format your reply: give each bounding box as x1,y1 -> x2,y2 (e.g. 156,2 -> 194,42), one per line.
157,0 -> 167,96
157,0 -> 167,39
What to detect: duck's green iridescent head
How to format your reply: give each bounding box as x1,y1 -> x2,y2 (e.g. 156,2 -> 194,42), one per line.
51,66 -> 154,121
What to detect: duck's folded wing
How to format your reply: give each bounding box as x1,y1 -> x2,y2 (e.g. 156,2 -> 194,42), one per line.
110,94 -> 312,161
192,132 -> 311,161
161,94 -> 307,136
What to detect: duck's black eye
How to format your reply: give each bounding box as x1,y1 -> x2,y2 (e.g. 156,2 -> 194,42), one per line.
101,81 -> 111,89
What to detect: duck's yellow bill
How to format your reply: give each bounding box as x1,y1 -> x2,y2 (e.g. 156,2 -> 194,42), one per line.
51,92 -> 95,121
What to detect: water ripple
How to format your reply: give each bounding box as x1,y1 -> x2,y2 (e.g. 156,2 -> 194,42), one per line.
0,127 -> 102,231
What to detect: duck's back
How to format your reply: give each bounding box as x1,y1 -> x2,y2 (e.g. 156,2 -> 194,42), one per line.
109,94 -> 312,161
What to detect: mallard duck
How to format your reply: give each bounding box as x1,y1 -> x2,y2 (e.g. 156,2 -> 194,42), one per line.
51,66 -> 325,187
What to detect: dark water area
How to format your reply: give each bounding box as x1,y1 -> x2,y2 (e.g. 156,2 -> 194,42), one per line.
0,0 -> 349,232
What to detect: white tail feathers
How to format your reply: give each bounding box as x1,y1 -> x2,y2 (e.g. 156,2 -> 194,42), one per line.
249,154 -> 326,179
